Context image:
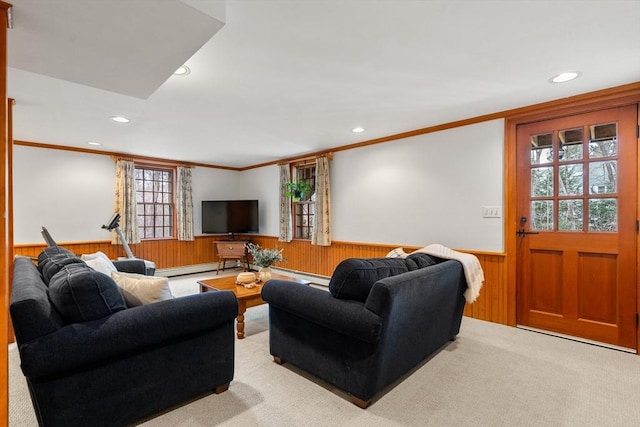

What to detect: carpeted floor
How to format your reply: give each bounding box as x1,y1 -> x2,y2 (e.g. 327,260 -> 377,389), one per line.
9,272 -> 640,426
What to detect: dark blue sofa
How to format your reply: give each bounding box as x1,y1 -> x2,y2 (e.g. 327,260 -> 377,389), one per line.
261,254 -> 467,408
10,247 -> 238,426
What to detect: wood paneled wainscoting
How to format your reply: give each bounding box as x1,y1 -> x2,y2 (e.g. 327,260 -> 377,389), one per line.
13,235 -> 228,269
14,236 -> 507,325
247,236 -> 507,325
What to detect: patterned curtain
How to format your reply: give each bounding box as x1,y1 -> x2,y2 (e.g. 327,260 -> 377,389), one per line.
311,156 -> 331,246
176,166 -> 194,241
113,159 -> 140,245
278,164 -> 292,242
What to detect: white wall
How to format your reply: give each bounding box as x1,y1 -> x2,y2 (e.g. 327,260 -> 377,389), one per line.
13,146 -> 116,243
191,166 -> 243,236
332,119 -> 504,251
237,165 -> 280,237
13,146 -> 246,244
13,119 -> 504,251
192,166 -> 279,238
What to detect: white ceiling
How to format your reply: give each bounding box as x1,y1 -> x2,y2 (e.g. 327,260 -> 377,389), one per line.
7,0 -> 640,169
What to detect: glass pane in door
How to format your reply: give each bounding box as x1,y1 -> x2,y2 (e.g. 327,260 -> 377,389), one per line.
589,161 -> 617,194
558,128 -> 583,161
558,164 -> 583,196
531,167 -> 553,197
531,133 -> 553,164
589,199 -> 617,232
531,200 -> 554,230
589,123 -> 617,158
559,199 -> 583,231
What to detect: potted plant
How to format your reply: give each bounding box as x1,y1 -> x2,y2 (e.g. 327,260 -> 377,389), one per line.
246,243 -> 285,281
285,180 -> 313,201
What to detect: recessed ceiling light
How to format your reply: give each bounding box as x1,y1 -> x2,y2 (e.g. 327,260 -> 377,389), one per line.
110,116 -> 131,123
174,65 -> 191,76
352,127 -> 365,133
87,141 -> 102,146
549,71 -> 581,83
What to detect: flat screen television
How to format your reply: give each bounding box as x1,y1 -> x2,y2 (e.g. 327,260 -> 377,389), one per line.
201,200 -> 259,239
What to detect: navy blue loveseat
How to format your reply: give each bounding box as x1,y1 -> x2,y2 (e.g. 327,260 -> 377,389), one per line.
10,246 -> 238,426
262,254 -> 467,408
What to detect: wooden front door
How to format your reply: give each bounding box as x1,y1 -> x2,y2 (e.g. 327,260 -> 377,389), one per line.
516,105 -> 637,350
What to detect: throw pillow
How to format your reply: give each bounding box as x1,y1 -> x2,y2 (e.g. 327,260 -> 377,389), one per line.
110,271 -> 174,306
48,264 -> 127,323
329,257 -> 416,303
81,251 -> 118,276
385,247 -> 408,258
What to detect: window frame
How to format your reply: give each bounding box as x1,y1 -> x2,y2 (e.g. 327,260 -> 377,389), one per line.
290,161 -> 316,240
134,163 -> 176,240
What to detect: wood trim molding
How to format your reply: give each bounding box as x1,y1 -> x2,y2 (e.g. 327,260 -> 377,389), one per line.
241,82 -> 640,170
1,3 -> 11,425
14,140 -> 242,171
7,98 -> 13,344
15,82 -> 640,173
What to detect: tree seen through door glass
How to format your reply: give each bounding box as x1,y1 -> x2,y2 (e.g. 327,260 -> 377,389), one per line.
559,199 -> 583,231
531,200 -> 553,230
530,133 -> 553,164
589,199 -> 617,232
588,123 -> 617,158
531,167 -> 553,197
558,164 -> 583,196
558,128 -> 583,162
528,122 -> 619,233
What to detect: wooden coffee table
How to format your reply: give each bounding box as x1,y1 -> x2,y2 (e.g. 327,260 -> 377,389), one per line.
198,272 -> 310,339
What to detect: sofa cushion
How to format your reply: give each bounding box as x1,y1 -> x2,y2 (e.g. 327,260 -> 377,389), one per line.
48,264 -> 127,323
37,246 -> 75,266
406,252 -> 438,269
41,255 -> 86,285
37,246 -> 77,279
329,257 -> 417,302
111,271 -> 174,306
81,251 -> 118,276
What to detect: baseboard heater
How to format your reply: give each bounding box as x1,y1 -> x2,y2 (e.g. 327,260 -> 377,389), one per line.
156,263 -> 217,277
156,263 -> 330,287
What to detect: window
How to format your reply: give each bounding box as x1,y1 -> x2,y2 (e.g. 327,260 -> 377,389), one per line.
529,122 -> 619,232
135,165 -> 175,239
291,162 -> 316,239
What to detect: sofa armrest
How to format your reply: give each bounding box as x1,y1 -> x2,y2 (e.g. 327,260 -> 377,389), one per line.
112,258 -> 147,275
364,260 -> 464,318
364,260 -> 466,348
262,280 -> 382,343
18,291 -> 238,379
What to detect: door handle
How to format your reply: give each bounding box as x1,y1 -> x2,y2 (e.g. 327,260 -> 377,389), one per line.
516,229 -> 540,237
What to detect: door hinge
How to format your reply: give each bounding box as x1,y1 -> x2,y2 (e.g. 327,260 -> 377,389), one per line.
636,312 -> 639,327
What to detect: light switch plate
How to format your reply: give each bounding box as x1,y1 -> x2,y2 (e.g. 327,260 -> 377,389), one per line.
483,206 -> 502,218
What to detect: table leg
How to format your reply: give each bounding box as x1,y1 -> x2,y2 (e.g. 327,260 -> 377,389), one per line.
236,300 -> 247,339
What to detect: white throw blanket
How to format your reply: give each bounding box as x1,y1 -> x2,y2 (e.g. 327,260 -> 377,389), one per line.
411,244 -> 484,303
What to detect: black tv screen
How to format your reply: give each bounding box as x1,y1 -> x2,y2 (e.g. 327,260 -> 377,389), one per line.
201,200 -> 259,235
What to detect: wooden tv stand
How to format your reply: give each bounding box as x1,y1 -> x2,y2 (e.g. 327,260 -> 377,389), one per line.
215,240 -> 250,274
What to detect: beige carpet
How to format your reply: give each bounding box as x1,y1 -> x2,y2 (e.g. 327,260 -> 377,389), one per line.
9,272 -> 640,426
